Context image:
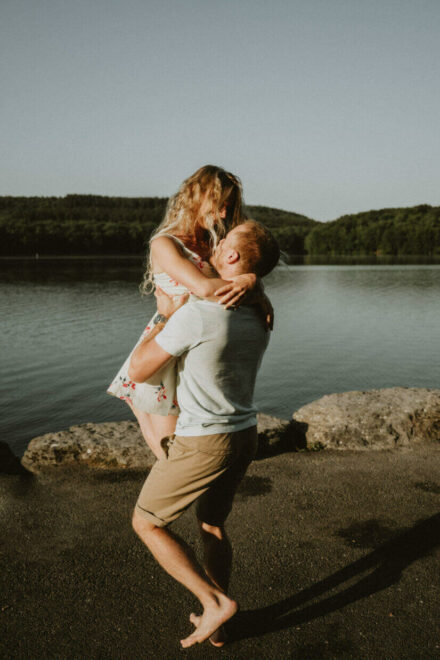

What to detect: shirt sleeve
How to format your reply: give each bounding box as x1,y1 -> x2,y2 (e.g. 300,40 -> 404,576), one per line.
155,303 -> 203,357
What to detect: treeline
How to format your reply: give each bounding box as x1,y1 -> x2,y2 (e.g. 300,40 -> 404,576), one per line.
1,195 -> 439,256
247,205 -> 318,253
0,195 -> 317,256
305,205 -> 440,255
0,195 -> 167,255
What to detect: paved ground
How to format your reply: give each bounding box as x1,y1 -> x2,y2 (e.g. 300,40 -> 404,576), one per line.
1,447 -> 440,659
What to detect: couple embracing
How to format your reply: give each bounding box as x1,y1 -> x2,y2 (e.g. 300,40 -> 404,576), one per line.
107,165 -> 280,648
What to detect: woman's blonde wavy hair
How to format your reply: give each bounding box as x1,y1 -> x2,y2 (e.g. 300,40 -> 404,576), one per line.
140,165 -> 245,294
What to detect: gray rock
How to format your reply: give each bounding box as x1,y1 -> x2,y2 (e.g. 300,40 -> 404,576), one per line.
293,387 -> 440,450
22,413 -> 290,471
22,421 -> 155,472
21,388 -> 440,471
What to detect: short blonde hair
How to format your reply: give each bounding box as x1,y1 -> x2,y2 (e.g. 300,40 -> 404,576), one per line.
232,220 -> 280,277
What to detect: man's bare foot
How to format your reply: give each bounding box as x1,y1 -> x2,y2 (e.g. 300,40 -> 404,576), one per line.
189,614 -> 226,648
180,594 -> 237,648
209,625 -> 226,648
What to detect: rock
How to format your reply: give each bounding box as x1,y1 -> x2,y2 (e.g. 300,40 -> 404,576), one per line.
21,388 -> 440,471
22,421 -> 155,472
292,387 -> 440,450
21,414 -> 291,471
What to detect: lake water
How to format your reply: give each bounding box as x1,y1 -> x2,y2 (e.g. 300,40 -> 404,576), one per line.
2,258 -> 440,457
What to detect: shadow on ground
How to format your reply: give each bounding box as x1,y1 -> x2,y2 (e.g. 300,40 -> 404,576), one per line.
0,442 -> 32,476
256,420 -> 309,458
227,513 -> 440,642
236,475 -> 273,499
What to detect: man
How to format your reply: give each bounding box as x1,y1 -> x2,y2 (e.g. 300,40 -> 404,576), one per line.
128,220 -> 280,648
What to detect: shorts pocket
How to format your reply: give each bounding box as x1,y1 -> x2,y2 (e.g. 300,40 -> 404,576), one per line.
167,435 -> 198,460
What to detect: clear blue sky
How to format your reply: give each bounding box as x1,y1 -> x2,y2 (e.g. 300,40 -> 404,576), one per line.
1,0 -> 439,220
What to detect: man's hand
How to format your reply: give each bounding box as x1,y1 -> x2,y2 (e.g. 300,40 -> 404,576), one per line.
155,287 -> 189,318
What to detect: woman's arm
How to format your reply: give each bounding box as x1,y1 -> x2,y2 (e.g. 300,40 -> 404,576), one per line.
151,236 -> 256,305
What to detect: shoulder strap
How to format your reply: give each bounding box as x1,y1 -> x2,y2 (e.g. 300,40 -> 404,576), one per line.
151,233 -> 187,249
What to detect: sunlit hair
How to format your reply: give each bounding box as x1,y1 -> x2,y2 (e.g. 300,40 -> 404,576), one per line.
140,165 -> 244,294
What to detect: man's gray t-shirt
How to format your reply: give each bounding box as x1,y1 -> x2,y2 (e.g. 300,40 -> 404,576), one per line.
155,300 -> 270,436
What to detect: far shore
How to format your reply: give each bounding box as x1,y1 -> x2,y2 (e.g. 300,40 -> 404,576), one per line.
2,254 -> 440,264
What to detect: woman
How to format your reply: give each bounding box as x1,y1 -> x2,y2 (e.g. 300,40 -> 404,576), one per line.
107,165 -> 260,459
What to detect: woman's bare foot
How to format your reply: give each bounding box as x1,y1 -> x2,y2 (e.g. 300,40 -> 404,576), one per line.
189,614 -> 226,648
180,594 -> 237,648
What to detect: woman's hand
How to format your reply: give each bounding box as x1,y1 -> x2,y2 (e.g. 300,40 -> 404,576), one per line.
257,292 -> 274,331
214,273 -> 258,308
155,287 -> 189,318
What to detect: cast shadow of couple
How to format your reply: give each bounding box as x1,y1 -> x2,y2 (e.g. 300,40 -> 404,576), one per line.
226,510 -> 440,642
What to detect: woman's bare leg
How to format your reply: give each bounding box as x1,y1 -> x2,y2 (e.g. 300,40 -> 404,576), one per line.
129,404 -> 177,460
149,412 -> 178,457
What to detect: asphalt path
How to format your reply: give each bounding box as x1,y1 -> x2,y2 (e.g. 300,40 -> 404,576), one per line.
1,447 -> 440,659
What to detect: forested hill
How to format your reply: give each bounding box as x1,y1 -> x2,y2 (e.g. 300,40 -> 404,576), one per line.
305,205 -> 440,255
0,195 -> 167,255
246,205 -> 318,253
0,195 -> 439,256
0,195 -> 318,256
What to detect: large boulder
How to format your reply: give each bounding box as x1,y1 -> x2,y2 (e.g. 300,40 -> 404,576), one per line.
20,388 -> 440,472
292,387 -> 440,450
21,421 -> 154,472
21,414 -> 290,472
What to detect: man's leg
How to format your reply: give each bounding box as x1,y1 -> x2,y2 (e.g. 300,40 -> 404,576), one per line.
132,510 -> 238,648
198,520 -> 232,591
194,520 -> 232,646
191,426 -> 259,646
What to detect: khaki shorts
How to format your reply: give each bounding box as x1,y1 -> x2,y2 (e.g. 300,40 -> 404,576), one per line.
135,426 -> 258,527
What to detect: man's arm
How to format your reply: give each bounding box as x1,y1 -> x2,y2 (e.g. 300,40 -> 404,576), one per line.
128,290 -> 188,382
151,236 -> 257,305
128,336 -> 172,382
